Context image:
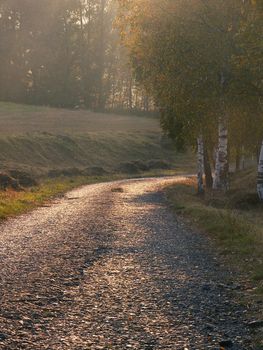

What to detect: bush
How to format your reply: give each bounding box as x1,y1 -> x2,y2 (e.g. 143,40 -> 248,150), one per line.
83,167 -> 108,176
228,192 -> 262,210
132,160 -> 150,171
0,173 -> 20,190
9,170 -> 38,187
48,168 -> 83,178
117,162 -> 140,174
147,159 -> 171,170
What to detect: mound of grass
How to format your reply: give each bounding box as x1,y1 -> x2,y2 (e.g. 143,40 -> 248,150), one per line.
9,169 -> 38,187
0,173 -> 20,190
117,161 -> 140,174
147,159 -> 171,170
116,159 -> 174,174
0,132 -> 195,176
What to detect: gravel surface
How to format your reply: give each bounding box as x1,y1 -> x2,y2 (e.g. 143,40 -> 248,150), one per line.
0,177 -> 256,349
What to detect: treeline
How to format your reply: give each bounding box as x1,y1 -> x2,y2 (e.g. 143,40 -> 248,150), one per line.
0,0 -> 151,111
118,0 -> 263,196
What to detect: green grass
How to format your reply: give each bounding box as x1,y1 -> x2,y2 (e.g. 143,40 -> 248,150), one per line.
0,176 -> 87,219
0,176 -> 110,216
0,174 -> 128,220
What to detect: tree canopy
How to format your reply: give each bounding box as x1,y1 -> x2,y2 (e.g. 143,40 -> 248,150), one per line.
117,0 -> 263,191
0,0 -> 151,111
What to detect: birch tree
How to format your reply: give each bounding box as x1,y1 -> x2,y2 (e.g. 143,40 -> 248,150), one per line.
197,136 -> 205,195
117,0 -> 235,192
257,140 -> 263,200
213,118 -> 229,191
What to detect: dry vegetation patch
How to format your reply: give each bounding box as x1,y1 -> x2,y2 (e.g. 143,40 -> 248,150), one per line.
165,170 -> 263,294
0,102 -> 160,135
166,171 -> 263,346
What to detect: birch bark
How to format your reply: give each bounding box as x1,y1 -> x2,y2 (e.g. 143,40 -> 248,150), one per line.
197,136 -> 205,195
213,118 -> 229,191
204,146 -> 213,189
257,140 -> 263,200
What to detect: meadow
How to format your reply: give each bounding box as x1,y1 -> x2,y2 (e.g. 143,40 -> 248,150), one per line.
0,102 -> 194,176
0,102 -> 160,135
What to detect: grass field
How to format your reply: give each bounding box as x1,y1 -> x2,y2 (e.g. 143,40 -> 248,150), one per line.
0,102 -> 195,175
0,102 -> 159,135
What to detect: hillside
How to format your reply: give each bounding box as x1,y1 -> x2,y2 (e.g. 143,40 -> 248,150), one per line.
0,103 -> 160,135
0,102 -> 193,176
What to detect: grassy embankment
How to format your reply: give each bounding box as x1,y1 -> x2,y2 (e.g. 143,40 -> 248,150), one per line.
0,102 -> 194,174
0,102 -> 194,220
166,169 -> 263,295
166,170 -> 263,347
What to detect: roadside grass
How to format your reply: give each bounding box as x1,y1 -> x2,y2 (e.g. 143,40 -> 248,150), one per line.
0,176 -> 90,219
0,166 -> 195,222
165,172 -> 263,295
0,175 -> 125,220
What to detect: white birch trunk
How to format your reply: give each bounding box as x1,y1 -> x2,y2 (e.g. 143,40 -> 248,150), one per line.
257,140 -> 263,200
213,118 -> 229,191
197,136 -> 204,195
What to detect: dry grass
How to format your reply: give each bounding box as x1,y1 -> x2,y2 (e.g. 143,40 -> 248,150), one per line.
0,132 -> 195,175
0,102 -> 195,175
165,171 -> 263,294
166,171 -> 263,347
0,174 -> 128,220
0,101 -> 196,221
0,102 -> 159,135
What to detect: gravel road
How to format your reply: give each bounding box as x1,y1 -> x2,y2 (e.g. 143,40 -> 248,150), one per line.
0,177 -> 255,349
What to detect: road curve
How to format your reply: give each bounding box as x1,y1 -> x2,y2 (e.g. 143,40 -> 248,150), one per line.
0,177 -> 252,349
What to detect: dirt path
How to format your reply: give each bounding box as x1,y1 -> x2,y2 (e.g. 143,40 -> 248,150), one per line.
0,177 -> 254,349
